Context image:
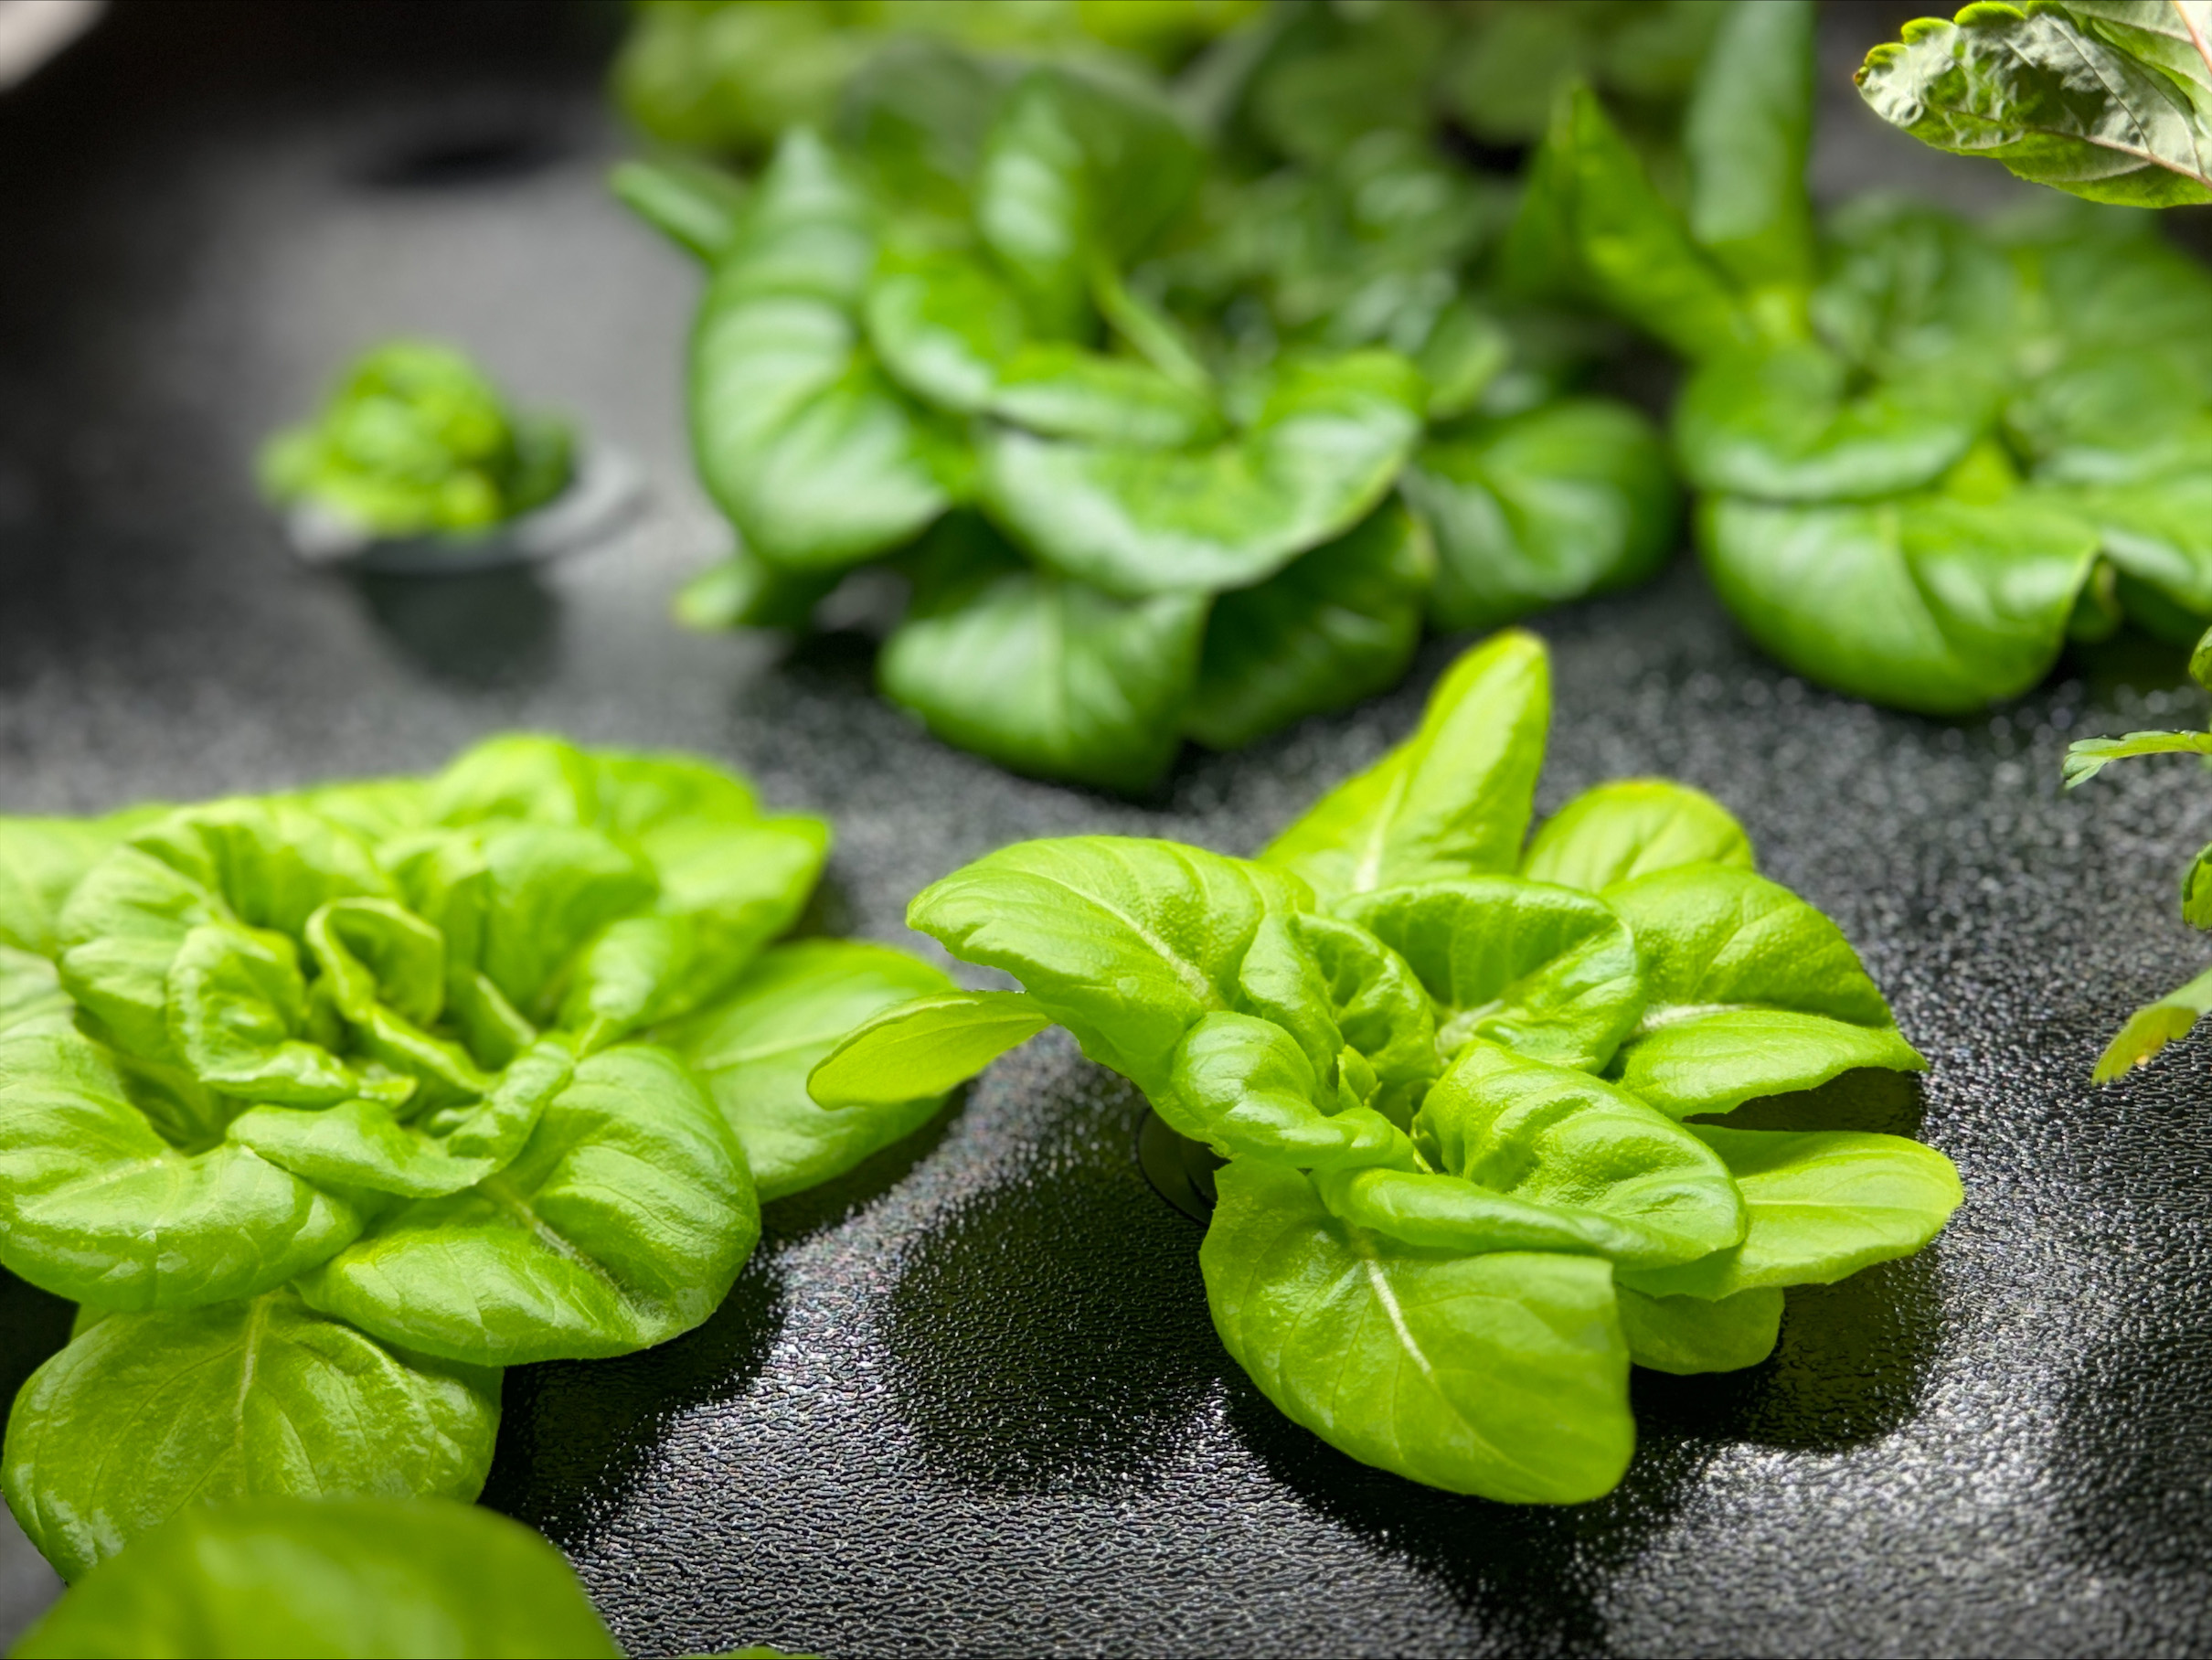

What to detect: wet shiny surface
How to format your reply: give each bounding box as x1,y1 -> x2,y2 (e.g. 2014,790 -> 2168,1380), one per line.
4,5 -> 2212,1655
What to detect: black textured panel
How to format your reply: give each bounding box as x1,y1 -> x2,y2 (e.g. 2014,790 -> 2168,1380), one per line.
2,4 -> 2210,1655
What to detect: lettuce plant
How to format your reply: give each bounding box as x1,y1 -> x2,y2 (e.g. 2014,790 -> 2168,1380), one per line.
1515,0 -> 2212,713
809,629 -> 1961,1502
2062,624 -> 2212,1078
0,736 -> 958,1580
623,57 -> 1675,790
1858,1 -> 2212,207
259,341 -> 575,538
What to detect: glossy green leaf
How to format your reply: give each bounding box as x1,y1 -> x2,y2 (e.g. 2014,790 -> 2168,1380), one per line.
1506,82 -> 1749,362
1406,398 -> 1677,633
690,130 -> 953,569
0,812 -> 165,960
1857,2 -> 2212,208
1339,878 -> 1643,1072
2090,960 -> 2212,1082
1623,1125 -> 1963,1299
1675,343 -> 2002,501
2077,474 -> 2212,634
0,949 -> 68,1038
879,513 -> 1208,791
228,1042 -> 572,1201
973,65 -> 1203,336
978,350 -> 1425,598
907,835 -> 1305,1097
1163,1010 -> 1413,1169
675,548 -> 844,633
865,248 -> 1218,444
1684,0 -> 1816,286
1263,630 -> 1550,907
1185,499 -> 1433,752
611,154 -> 749,263
1521,780 -> 1755,892
10,1496 -> 619,1658
807,988 -> 1050,1109
1604,865 -> 1925,1118
0,1017 -> 363,1310
1615,1284 -> 1783,1375
1201,1157 -> 1633,1503
1,1292 -> 498,1582
1286,910 -> 1438,1107
1412,1039 -> 1744,1269
659,939 -> 959,1201
300,1044 -> 757,1366
1699,490 -> 2100,714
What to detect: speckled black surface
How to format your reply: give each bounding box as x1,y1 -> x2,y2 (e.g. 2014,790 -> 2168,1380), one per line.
5,5 -> 2212,1655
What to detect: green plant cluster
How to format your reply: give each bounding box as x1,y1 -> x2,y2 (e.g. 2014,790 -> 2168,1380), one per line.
809,630 -> 1962,1502
613,0 -> 1262,158
612,0 -> 1726,165
258,340 -> 575,538
0,737 -> 955,1581
1520,0 -> 2212,714
619,36 -> 1679,789
6,1495 -> 808,1660
1858,1 -> 2212,208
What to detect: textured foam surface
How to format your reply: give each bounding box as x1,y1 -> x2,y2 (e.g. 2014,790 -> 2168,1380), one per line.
2,5 -> 2210,1655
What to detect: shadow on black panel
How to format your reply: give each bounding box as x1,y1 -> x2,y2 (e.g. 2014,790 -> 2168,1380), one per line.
1692,1067 -> 1927,1137
883,1129 -> 1225,1495
1635,1251 -> 1946,1454
478,1250 -> 785,1549
2054,1291 -> 2212,1581
348,567 -> 559,689
1226,1372 -> 1707,1658
0,1272 -> 74,1408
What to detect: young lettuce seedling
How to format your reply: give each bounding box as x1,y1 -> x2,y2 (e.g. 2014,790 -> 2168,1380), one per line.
2064,625 -> 2212,1080
1516,0 -> 2212,714
0,737 -> 958,1580
260,340 -> 576,539
810,629 -> 1962,1503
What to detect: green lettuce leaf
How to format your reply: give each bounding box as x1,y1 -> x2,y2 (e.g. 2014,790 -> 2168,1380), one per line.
1262,628 -> 1549,906
1410,1038 -> 1745,1270
1615,1284 -> 1783,1375
1186,499 -> 1433,753
879,513 -> 1208,791
1201,1158 -> 1633,1504
978,350 -> 1425,597
298,1045 -> 757,1365
1406,399 -> 1677,633
689,129 -> 954,569
1698,489 -> 2100,714
659,939 -> 961,1200
1520,779 -> 1755,892
1338,878 -> 1643,1071
1622,1125 -> 1964,1299
907,835 -> 1306,1097
1,1292 -> 498,1582
10,1497 -> 618,1656
807,988 -> 1050,1109
1604,865 -> 1926,1117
